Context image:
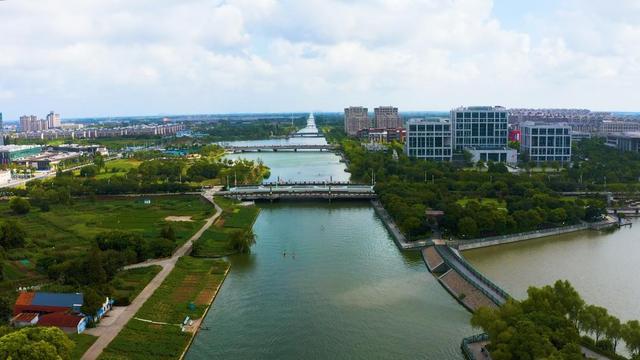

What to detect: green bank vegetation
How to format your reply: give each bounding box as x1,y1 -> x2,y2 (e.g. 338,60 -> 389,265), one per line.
100,257 -> 229,360
472,280 -> 640,360
193,197 -> 259,258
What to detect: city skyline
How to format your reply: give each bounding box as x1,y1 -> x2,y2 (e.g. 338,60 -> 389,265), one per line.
0,0 -> 639,119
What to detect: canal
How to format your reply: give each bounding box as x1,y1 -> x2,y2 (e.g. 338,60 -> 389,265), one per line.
187,150 -> 473,359
464,222 -> 640,322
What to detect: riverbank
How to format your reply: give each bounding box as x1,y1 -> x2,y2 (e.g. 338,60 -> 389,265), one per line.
371,199 -> 431,250
450,215 -> 618,251
178,266 -> 230,360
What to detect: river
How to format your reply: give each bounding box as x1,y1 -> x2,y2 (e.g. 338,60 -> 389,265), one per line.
464,222 -> 640,322
187,149 -> 473,359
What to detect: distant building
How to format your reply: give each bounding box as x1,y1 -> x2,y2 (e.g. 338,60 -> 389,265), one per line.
606,132 -> 640,153
344,107 -> 370,136
571,131 -> 592,142
520,122 -> 572,164
405,118 -> 453,161
374,106 -> 402,129
599,120 -> 640,134
46,111 -> 61,128
0,145 -> 42,165
508,129 -> 521,142
14,151 -> 82,171
357,127 -> 406,143
0,112 -> 3,131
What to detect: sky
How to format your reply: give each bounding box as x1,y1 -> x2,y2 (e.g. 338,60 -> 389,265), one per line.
0,0 -> 639,119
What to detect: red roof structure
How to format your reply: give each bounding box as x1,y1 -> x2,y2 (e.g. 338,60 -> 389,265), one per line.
38,312 -> 84,328
12,312 -> 38,322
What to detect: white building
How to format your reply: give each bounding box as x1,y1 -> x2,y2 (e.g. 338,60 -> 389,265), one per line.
521,122 -> 572,164
451,106 -> 508,150
405,119 -> 452,161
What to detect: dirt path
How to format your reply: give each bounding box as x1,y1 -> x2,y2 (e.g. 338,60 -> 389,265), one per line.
81,188 -> 222,360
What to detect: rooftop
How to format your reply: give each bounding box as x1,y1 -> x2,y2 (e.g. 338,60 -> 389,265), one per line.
16,291 -> 83,308
38,311 -> 85,328
453,106 -> 507,112
0,144 -> 41,152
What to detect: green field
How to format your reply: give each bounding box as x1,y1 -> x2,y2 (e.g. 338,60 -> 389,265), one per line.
192,197 -> 259,258
69,333 -> 98,360
110,265 -> 162,305
0,195 -> 214,290
456,197 -> 507,210
100,257 -> 229,360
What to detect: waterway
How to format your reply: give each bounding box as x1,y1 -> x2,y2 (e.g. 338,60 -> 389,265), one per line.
464,223 -> 640,322
187,150 -> 473,359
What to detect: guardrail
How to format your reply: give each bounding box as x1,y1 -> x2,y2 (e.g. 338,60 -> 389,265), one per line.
447,222 -> 591,248
461,333 -> 489,360
436,246 -> 509,306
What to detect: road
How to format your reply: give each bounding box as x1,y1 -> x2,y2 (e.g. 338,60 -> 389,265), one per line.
81,188 -> 222,360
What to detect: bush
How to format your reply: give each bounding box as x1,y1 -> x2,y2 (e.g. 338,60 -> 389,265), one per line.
9,197 -> 30,215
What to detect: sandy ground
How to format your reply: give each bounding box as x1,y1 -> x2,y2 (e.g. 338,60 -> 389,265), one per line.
165,216 -> 194,222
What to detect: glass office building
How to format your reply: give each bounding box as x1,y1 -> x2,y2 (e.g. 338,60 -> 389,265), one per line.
405,119 -> 452,161
450,106 -> 508,151
521,122 -> 571,164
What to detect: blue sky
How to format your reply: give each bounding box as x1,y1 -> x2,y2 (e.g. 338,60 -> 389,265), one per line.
0,0 -> 639,119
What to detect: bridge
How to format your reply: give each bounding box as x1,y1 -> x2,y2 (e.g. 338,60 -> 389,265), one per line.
422,244 -> 509,312
218,182 -> 376,201
223,144 -> 337,152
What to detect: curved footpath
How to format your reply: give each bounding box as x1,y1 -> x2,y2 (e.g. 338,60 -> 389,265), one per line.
81,188 -> 222,360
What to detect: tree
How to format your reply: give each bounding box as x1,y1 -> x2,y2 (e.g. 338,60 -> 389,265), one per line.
160,224 -> 176,241
93,153 -> 105,172
457,217 -> 478,239
0,296 -> 11,323
228,229 -> 256,253
551,161 -> 561,172
81,287 -> 105,320
0,220 -> 26,249
623,320 -> 640,357
581,305 -> 609,342
80,165 -> 98,178
0,327 -> 74,360
9,197 -> 30,215
476,159 -> 485,171
83,247 -> 107,285
605,315 -> 623,353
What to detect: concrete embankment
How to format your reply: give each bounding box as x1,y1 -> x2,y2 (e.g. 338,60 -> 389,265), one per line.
450,216 -> 618,251
371,199 -> 430,250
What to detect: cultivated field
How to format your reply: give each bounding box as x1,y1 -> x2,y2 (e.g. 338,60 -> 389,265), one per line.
99,257 -> 229,360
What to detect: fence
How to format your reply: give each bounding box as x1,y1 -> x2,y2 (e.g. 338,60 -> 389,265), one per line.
461,333 -> 489,360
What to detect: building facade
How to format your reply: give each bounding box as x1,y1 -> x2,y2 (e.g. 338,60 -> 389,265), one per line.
451,106 -> 508,150
606,132 -> 640,152
374,106 -> 402,129
344,107 -> 370,136
0,145 -> 42,165
521,122 -> 572,164
405,119 -> 452,161
46,111 -> 61,128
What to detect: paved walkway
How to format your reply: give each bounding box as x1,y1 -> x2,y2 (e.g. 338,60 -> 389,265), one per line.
436,245 -> 507,306
81,189 -> 222,360
371,200 -> 431,250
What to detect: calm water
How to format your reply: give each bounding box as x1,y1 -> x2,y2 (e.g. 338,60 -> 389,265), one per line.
224,151 -> 349,183
188,151 -> 472,359
464,222 -> 640,321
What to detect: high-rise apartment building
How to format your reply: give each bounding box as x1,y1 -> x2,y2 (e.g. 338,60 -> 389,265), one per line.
344,107 -> 370,136
405,119 -> 452,161
521,122 -> 571,164
47,111 -> 61,128
374,106 -> 402,129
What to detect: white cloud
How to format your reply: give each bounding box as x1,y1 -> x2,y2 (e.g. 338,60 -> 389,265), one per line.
0,0 -> 638,118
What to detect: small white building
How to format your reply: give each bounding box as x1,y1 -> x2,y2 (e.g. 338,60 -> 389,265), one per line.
0,170 -> 11,184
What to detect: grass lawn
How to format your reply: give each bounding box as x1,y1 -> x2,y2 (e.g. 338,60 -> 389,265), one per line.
100,257 -> 229,360
110,265 -> 162,305
456,197 -> 507,210
0,195 -> 214,290
95,159 -> 142,180
192,197 -> 259,258
69,333 -> 98,360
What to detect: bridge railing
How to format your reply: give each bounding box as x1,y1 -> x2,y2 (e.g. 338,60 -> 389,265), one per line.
447,222 -> 590,248
436,246 -> 509,306
461,333 -> 489,360
230,181 -> 368,187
